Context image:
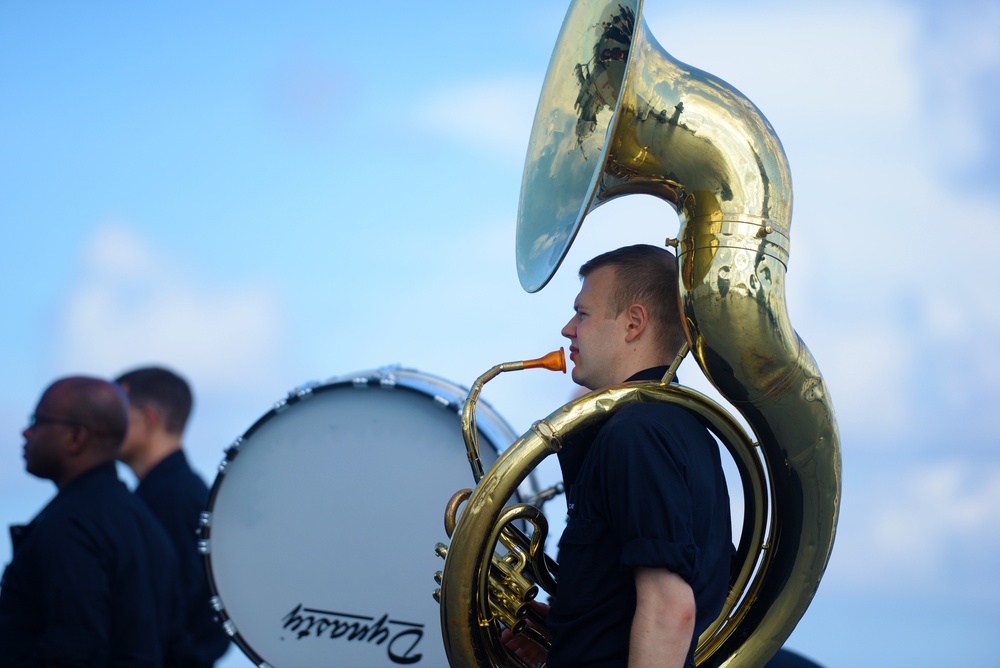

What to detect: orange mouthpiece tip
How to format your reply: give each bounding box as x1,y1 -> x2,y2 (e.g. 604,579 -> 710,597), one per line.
524,348 -> 566,373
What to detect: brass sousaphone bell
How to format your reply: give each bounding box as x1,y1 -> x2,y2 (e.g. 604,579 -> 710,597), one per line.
437,1 -> 842,666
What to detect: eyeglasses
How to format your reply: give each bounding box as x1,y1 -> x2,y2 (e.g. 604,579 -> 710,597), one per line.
27,414 -> 86,430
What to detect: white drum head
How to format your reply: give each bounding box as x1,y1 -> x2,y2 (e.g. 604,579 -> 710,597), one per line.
201,368 -> 531,667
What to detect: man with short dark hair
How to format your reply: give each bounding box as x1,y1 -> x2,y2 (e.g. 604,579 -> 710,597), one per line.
0,376 -> 181,667
506,244 -> 732,668
116,366 -> 230,668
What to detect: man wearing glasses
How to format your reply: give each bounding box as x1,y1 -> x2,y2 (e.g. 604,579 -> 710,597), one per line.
0,376 -> 182,667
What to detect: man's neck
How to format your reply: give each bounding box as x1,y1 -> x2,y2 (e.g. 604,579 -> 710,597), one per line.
615,356 -> 672,386
55,457 -> 115,490
126,436 -> 182,480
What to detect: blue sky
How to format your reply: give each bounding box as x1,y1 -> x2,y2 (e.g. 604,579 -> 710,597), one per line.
2,1 -> 999,666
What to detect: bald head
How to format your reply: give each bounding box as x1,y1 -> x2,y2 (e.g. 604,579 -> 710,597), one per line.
41,377 -> 129,449
24,376 -> 129,487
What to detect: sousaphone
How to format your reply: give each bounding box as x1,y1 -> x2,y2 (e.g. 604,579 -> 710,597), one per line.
436,1 -> 842,666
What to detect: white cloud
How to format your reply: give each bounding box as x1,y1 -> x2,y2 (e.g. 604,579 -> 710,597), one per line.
647,1 -> 922,125
416,76 -> 540,161
55,222 -> 290,395
916,1 -> 1000,170
829,459 -> 1000,601
789,179 -> 1000,448
818,324 -> 916,442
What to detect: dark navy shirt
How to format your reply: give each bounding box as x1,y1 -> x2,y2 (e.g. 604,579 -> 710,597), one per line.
136,451 -> 229,668
0,463 -> 182,668
547,368 -> 732,668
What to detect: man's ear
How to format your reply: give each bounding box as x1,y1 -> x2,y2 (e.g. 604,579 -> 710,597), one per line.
139,404 -> 161,431
64,424 -> 89,456
624,303 -> 649,343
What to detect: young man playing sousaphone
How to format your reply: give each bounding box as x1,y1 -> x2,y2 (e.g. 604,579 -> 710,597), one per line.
505,244 -> 732,668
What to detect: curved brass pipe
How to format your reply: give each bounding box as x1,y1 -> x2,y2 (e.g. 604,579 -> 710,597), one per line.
460,349 -> 565,483
440,380 -> 766,667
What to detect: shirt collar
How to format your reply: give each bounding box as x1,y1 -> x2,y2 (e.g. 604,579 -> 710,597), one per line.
625,366 -> 676,383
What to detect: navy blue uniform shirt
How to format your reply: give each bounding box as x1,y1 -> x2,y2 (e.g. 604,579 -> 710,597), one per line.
136,451 -> 229,668
0,463 -> 182,668
547,368 -> 732,668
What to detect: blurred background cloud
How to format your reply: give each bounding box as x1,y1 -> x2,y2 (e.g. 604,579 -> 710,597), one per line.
57,222 -> 289,394
417,77 -> 540,160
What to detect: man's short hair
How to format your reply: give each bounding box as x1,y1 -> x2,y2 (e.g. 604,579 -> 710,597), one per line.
115,367 -> 193,435
579,244 -> 686,355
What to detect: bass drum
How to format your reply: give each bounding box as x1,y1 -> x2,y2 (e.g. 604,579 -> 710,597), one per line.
199,367 -> 535,667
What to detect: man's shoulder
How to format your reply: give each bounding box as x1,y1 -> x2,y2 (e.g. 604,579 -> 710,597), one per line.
595,400 -> 714,457
46,466 -> 132,515
603,400 -> 703,431
32,474 -> 164,551
138,450 -> 210,498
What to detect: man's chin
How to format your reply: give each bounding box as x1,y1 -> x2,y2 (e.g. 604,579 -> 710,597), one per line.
570,368 -> 593,392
